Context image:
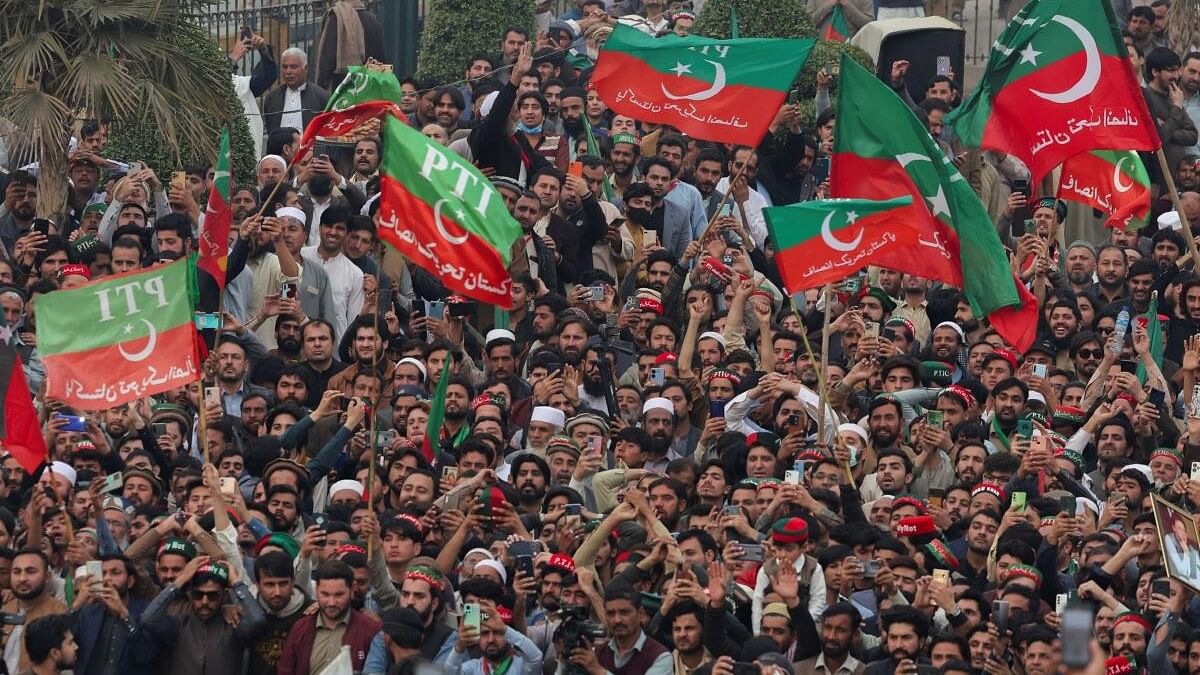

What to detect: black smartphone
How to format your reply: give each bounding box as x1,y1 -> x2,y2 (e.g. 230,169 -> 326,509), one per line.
1009,179 -> 1032,237
509,540 -> 533,558
812,156 -> 831,183
31,218 -> 51,237
1059,495 -> 1075,515
449,301 -> 473,318
710,400 -> 727,418
516,554 -> 535,578
1149,389 -> 1166,407
1153,578 -> 1171,598
992,599 -> 1009,633
1120,359 -> 1138,374
1062,600 -> 1093,668
240,26 -> 253,40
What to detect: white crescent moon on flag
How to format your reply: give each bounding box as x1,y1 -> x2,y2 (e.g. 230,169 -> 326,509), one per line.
1113,156 -> 1134,192
117,319 -> 158,362
1028,15 -> 1100,104
432,199 -> 469,245
820,210 -> 862,252
661,60 -> 727,101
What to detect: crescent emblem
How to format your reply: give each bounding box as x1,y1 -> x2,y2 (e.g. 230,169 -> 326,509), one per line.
820,211 -> 862,252
1028,15 -> 1100,104
1113,156 -> 1134,192
661,60 -> 727,101
432,199 -> 469,245
117,319 -> 158,363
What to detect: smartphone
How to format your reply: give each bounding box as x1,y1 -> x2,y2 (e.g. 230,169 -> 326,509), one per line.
128,161 -> 144,174
992,599 -> 1010,633
740,543 -> 764,562
102,471 -> 123,494
220,477 -> 237,497
1031,363 -> 1047,378
516,554 -> 535,578
812,156 -> 831,183
1055,592 -> 1068,615
426,300 -> 445,320
936,55 -> 951,76
932,568 -> 950,587
442,466 -> 459,484
928,487 -> 946,508
719,201 -> 734,218
280,281 -> 298,300
1061,600 -> 1093,668
1120,359 -> 1138,374
722,505 -> 741,517
784,469 -> 801,485
587,286 -> 605,302
448,300 -> 474,318
1059,495 -> 1075,516
170,171 -> 187,189
31,218 -> 52,237
1149,389 -> 1165,407
863,321 -> 880,339
586,436 -> 603,456
1152,579 -> 1171,600
1192,462 -> 1200,482
152,422 -> 168,438
862,558 -> 881,578
194,312 -> 221,330
722,252 -> 734,265
86,560 -> 102,580
240,25 -> 253,40
1016,419 -> 1033,438
53,413 -> 87,432
565,503 -> 583,516
710,400 -> 727,419
204,386 -> 221,408
1011,491 -> 1027,512
463,602 -> 481,630
1192,384 -> 1200,418
568,161 -> 584,178
926,410 -> 944,429
649,367 -> 665,386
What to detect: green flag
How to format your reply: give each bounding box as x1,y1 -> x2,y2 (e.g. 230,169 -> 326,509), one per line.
1136,292 -> 1163,385
326,66 -> 404,112
422,357 -> 452,462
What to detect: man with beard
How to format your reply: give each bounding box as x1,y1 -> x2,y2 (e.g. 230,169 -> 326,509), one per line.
21,614 -> 77,675
525,407 -> 565,455
797,603 -> 866,675
892,275 -> 932,346
394,565 -> 453,660
1,550 -> 66,673
275,365 -> 309,407
664,602 -> 712,673
576,343 -> 616,415
648,477 -> 686,531
267,485 -> 304,540
1110,614 -> 1149,664
959,509 -> 1000,590
1151,228 -> 1186,269
511,454 -> 550,515
396,469 -> 436,510
955,442 -> 988,485
1166,279 -> 1200,364
278,560 -> 381,674
71,555 -> 151,675
927,322 -> 964,372
328,318 -> 395,399
348,138 -> 380,193
864,606 -> 931,675
484,332 -> 530,400
643,157 -> 698,261
987,378 -> 1027,452
301,206 -> 364,339
445,596 -> 543,675
142,557 -> 265,675
250,551 -> 308,674
508,188 -> 560,294
0,171 -> 37,255
1046,296 -> 1082,351
1064,242 -> 1098,292
1122,258 -> 1158,314
214,339 -> 273,418
867,398 -> 906,456
693,148 -> 769,249
241,211 -> 301,349
609,135 -> 643,200
271,314 -> 304,362
641,398 -> 676,473
1091,244 -> 1129,306
553,167 -> 611,275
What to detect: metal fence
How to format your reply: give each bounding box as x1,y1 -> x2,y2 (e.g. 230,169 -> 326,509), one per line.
925,0 -> 1010,64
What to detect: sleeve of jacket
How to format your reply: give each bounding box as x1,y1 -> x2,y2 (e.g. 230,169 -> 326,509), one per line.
276,618 -> 303,675
703,604 -> 744,657
368,538 -> 401,610
581,196 -> 609,249
808,0 -> 833,27
1165,105 -> 1199,146
790,599 -> 823,660
249,47 -> 278,98
472,83 -> 519,158
232,580 -> 268,641
506,627 -> 544,675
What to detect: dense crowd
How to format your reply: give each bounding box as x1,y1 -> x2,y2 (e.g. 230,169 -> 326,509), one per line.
1,0 -> 1200,674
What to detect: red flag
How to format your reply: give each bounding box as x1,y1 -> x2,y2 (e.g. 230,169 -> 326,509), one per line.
0,344 -> 47,473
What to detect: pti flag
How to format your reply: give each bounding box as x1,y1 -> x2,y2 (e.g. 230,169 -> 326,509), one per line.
35,260 -> 201,410
326,66 -> 405,112
375,114 -> 522,307
591,24 -> 814,145
1057,150 -> 1151,229
294,100 -> 405,166
832,55 -> 1038,351
822,5 -> 850,42
764,196 -> 916,292
946,0 -> 1159,183
197,128 -> 231,288
0,344 -> 46,473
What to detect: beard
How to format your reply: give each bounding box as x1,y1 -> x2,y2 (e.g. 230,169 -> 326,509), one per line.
445,406 -> 467,422
270,512 -> 295,532
1067,269 -> 1093,286
13,580 -> 46,601
277,337 -> 301,354
823,640 -> 850,658
563,116 -> 584,136
871,429 -> 898,449
798,365 -> 819,388
519,481 -> 546,503
582,376 -> 606,397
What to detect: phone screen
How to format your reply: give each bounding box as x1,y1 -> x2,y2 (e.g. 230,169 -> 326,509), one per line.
1062,602 -> 1092,667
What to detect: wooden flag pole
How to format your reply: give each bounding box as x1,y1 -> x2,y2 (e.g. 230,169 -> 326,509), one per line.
366,241 -> 382,561
1155,148 -> 1200,264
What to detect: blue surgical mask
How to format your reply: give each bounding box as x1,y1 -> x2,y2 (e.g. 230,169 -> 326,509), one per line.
517,121 -> 543,134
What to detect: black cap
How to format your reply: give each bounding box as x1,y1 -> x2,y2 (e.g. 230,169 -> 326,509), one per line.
1026,338 -> 1058,358
380,606 -> 425,648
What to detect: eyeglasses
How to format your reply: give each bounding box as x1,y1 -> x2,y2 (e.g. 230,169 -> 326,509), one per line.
1078,348 -> 1104,359
190,589 -> 224,601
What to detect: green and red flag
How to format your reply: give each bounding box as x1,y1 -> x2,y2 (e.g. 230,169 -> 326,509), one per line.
822,5 -> 850,42
0,343 -> 46,473
1057,150 -> 1151,229
326,65 -> 405,112
832,55 -> 1039,351
422,357 -> 452,463
764,196 -> 916,292
946,0 -> 1159,184
1135,291 -> 1164,385
591,24 -> 814,145
197,128 -> 231,288
375,113 -> 522,307
294,100 -> 405,165
35,259 -> 201,410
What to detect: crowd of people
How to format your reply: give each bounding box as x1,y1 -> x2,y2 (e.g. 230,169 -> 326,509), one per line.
0,0 -> 1200,674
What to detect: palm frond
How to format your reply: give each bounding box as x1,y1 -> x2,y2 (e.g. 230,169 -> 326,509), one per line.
56,52 -> 139,122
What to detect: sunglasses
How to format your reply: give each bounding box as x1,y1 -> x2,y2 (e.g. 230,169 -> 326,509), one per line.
190,589 -> 224,601
1077,348 -> 1104,359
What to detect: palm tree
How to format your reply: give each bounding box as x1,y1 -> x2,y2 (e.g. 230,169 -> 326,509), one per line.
0,0 -> 234,220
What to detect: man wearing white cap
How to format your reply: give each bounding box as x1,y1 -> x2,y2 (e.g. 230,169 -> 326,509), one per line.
256,154 -> 288,189
329,479 -> 365,507
641,397 -> 676,473
273,206 -> 337,331
39,462 -> 76,502
484,329 -> 529,399
696,331 -> 727,369
524,406 -> 566,454
243,206 -> 302,349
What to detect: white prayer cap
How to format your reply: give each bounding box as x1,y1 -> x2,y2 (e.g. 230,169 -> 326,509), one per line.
397,357 -> 428,380
933,321 -> 965,340
1158,211 -> 1183,231
1028,391 -> 1046,405
698,331 -> 727,349
479,91 -> 500,118
485,329 -> 517,346
258,154 -> 287,169
48,461 -> 76,487
643,397 -> 674,415
837,423 -> 868,444
531,406 -> 566,429
474,559 -> 507,584
275,206 -> 307,225
329,479 -> 364,499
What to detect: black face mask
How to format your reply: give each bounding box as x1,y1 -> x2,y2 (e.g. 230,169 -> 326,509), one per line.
626,207 -> 651,226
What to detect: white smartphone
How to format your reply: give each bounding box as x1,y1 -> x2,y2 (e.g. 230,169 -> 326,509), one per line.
1191,462 -> 1200,482
784,470 -> 801,485
1055,592 -> 1068,615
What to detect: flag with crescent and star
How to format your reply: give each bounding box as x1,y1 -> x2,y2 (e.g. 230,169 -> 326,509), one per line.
197,128 -> 231,288
763,196 -> 917,292
326,66 -> 405,112
1057,149 -> 1150,229
590,24 -> 814,146
34,259 -> 201,410
832,54 -> 1039,352
946,0 -> 1160,184
293,100 -> 406,166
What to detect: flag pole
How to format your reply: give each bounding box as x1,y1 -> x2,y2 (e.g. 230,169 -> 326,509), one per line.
789,293 -> 854,490
702,157 -> 752,241
366,241 -> 382,561
1154,148 -> 1200,264
817,284 -> 833,441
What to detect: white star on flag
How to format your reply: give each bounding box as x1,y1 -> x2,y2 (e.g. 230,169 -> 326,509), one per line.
1019,44 -> 1041,65
123,324 -> 134,335
925,186 -> 951,220
670,62 -> 692,77
845,211 -> 859,224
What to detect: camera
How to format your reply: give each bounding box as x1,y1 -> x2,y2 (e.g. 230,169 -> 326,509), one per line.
556,605 -> 606,674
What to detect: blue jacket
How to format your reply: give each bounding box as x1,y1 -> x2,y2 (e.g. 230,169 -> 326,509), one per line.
72,597 -> 157,675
